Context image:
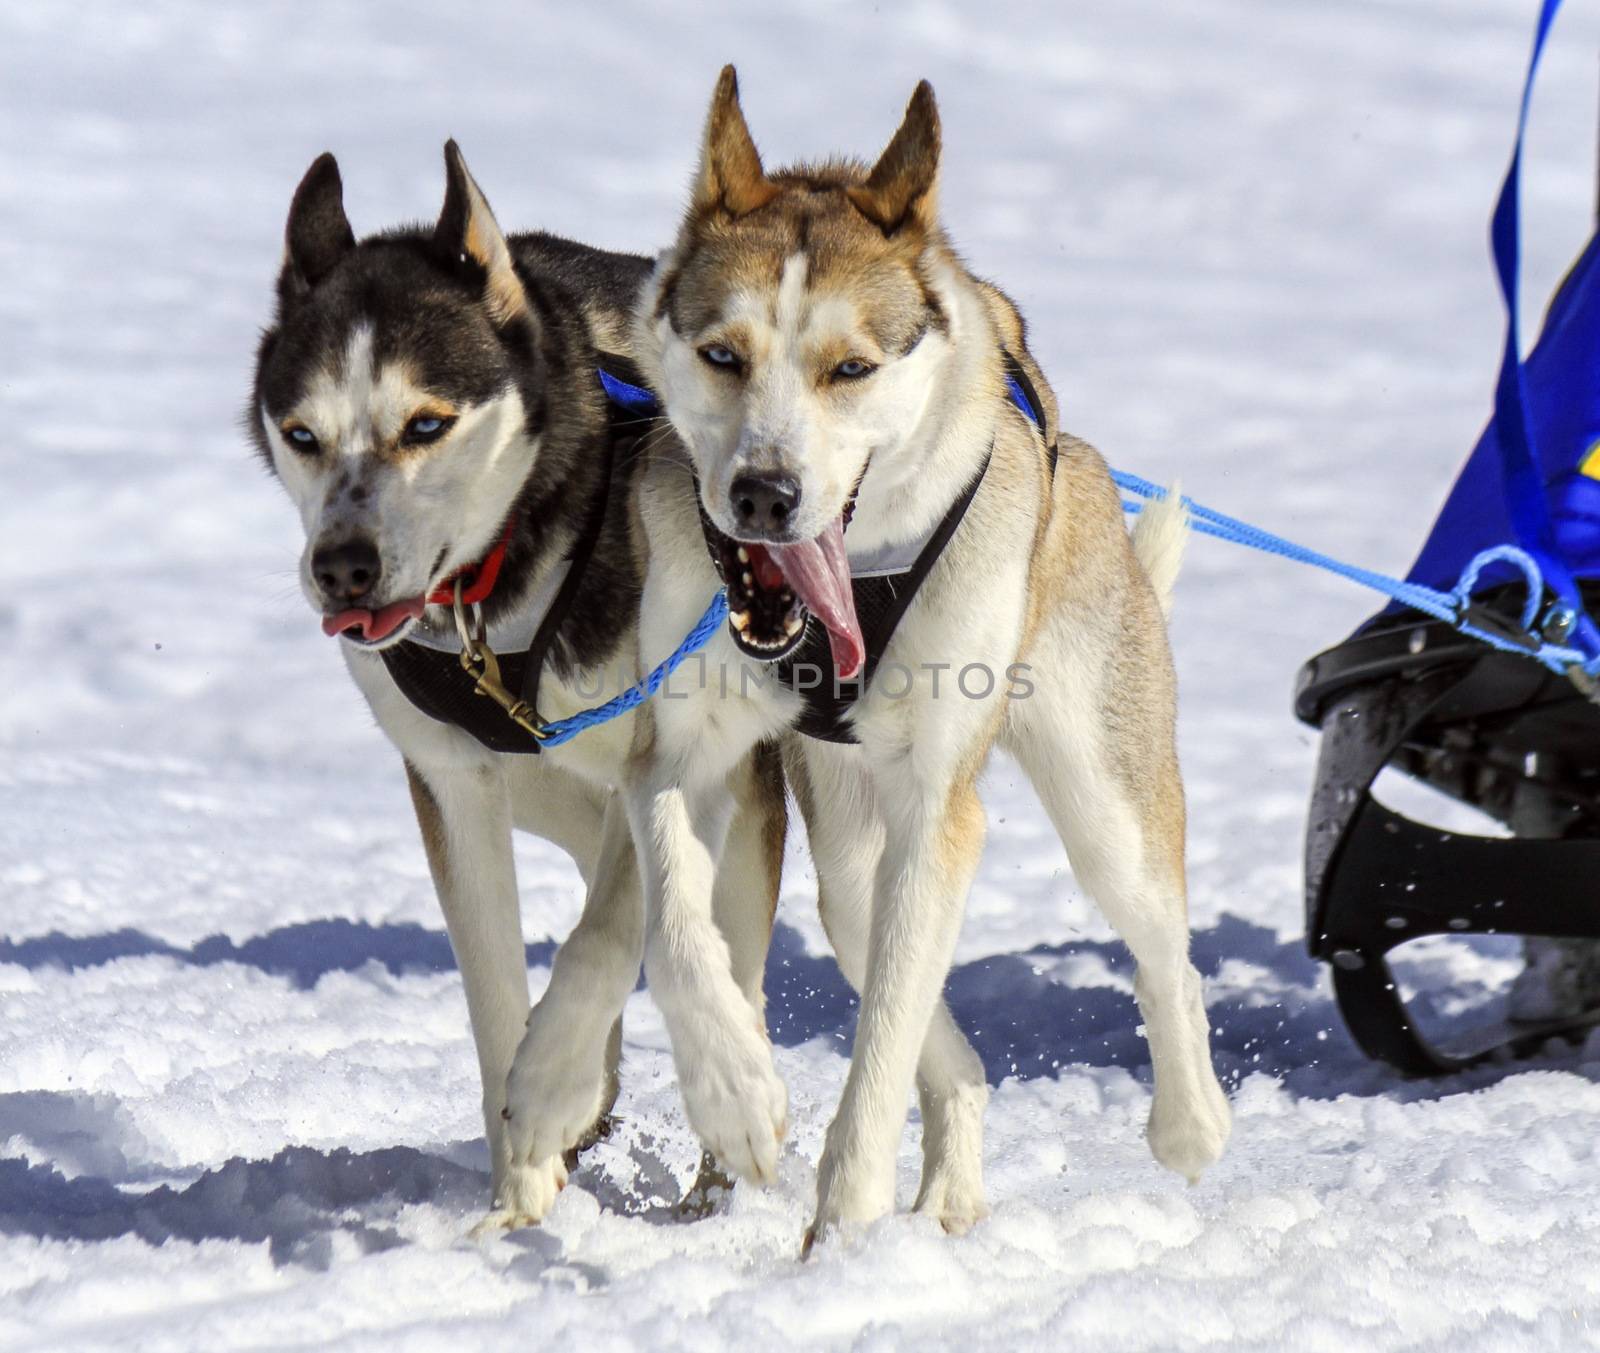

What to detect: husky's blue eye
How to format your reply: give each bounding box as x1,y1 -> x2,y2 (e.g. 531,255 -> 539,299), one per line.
833,359 -> 875,381
701,345 -> 740,370
403,412 -> 455,444
285,425 -> 318,452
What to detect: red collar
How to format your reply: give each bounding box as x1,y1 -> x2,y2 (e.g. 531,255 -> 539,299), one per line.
426,520 -> 514,608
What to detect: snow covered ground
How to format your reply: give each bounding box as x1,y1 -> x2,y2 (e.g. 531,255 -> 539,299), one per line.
5,1 -> 1600,1347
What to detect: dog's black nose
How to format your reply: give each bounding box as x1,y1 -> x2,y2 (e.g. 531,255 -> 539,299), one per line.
312,537 -> 382,605
731,473 -> 801,534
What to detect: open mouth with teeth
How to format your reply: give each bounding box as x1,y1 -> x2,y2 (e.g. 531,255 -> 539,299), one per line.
709,514 -> 866,680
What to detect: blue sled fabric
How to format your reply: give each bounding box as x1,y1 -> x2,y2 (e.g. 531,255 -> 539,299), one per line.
1403,232 -> 1600,604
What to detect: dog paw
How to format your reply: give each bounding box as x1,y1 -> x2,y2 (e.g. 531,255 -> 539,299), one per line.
675,1018 -> 788,1185
471,1155 -> 569,1236
914,1079 -> 988,1234
810,1140 -> 894,1246
912,1162 -> 988,1235
503,1011 -> 612,1170
1146,1077 -> 1231,1184
799,1211 -> 871,1261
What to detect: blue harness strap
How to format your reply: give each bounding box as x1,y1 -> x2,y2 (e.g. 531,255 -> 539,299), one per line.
598,366 -> 661,414
1005,373 -> 1041,429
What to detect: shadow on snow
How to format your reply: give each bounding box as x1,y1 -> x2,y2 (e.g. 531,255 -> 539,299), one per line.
0,1139 -> 483,1265
765,912 -> 1379,1095
1,913 -> 1580,1260
0,919 -> 555,990
3,913 -> 1575,1137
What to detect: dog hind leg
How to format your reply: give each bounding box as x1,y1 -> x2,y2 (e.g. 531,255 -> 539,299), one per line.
714,742 -> 787,1018
1001,623 -> 1229,1182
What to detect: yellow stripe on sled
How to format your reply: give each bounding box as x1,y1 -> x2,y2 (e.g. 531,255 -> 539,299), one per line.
1582,440 -> 1600,481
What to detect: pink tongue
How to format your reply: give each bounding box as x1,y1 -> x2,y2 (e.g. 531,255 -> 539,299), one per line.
321,596 -> 426,642
771,519 -> 864,678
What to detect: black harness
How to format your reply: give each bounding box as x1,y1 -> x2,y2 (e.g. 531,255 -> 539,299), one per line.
703,351 -> 1054,744
377,358 -> 648,755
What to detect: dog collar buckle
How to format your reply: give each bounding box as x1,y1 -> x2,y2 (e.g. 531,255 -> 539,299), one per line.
453,578 -> 550,740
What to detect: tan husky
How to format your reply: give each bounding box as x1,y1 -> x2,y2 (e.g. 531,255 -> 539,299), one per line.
617,68 -> 1231,1245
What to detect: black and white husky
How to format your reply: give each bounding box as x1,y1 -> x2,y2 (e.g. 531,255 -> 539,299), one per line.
249,145 -> 785,1230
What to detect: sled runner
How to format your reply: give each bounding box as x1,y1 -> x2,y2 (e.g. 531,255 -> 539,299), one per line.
1296,0 -> 1600,1073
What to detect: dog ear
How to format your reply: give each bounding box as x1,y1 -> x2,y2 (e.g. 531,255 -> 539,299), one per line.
283,152 -> 355,290
434,140 -> 529,325
847,81 -> 941,235
693,65 -> 778,218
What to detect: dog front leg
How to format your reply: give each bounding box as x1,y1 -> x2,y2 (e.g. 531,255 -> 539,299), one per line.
501,791 -> 641,1210
786,738 -> 989,1236
403,761 -> 552,1223
809,773 -> 986,1246
626,752 -> 789,1187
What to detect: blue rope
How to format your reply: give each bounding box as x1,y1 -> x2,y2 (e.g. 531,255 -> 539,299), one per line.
537,468 -> 1594,757
1452,544 -> 1545,633
996,372 -> 1590,673
535,590 -> 730,749
1114,471 -> 1600,677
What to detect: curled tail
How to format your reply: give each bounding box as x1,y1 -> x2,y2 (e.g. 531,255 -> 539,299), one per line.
1130,483 -> 1188,618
